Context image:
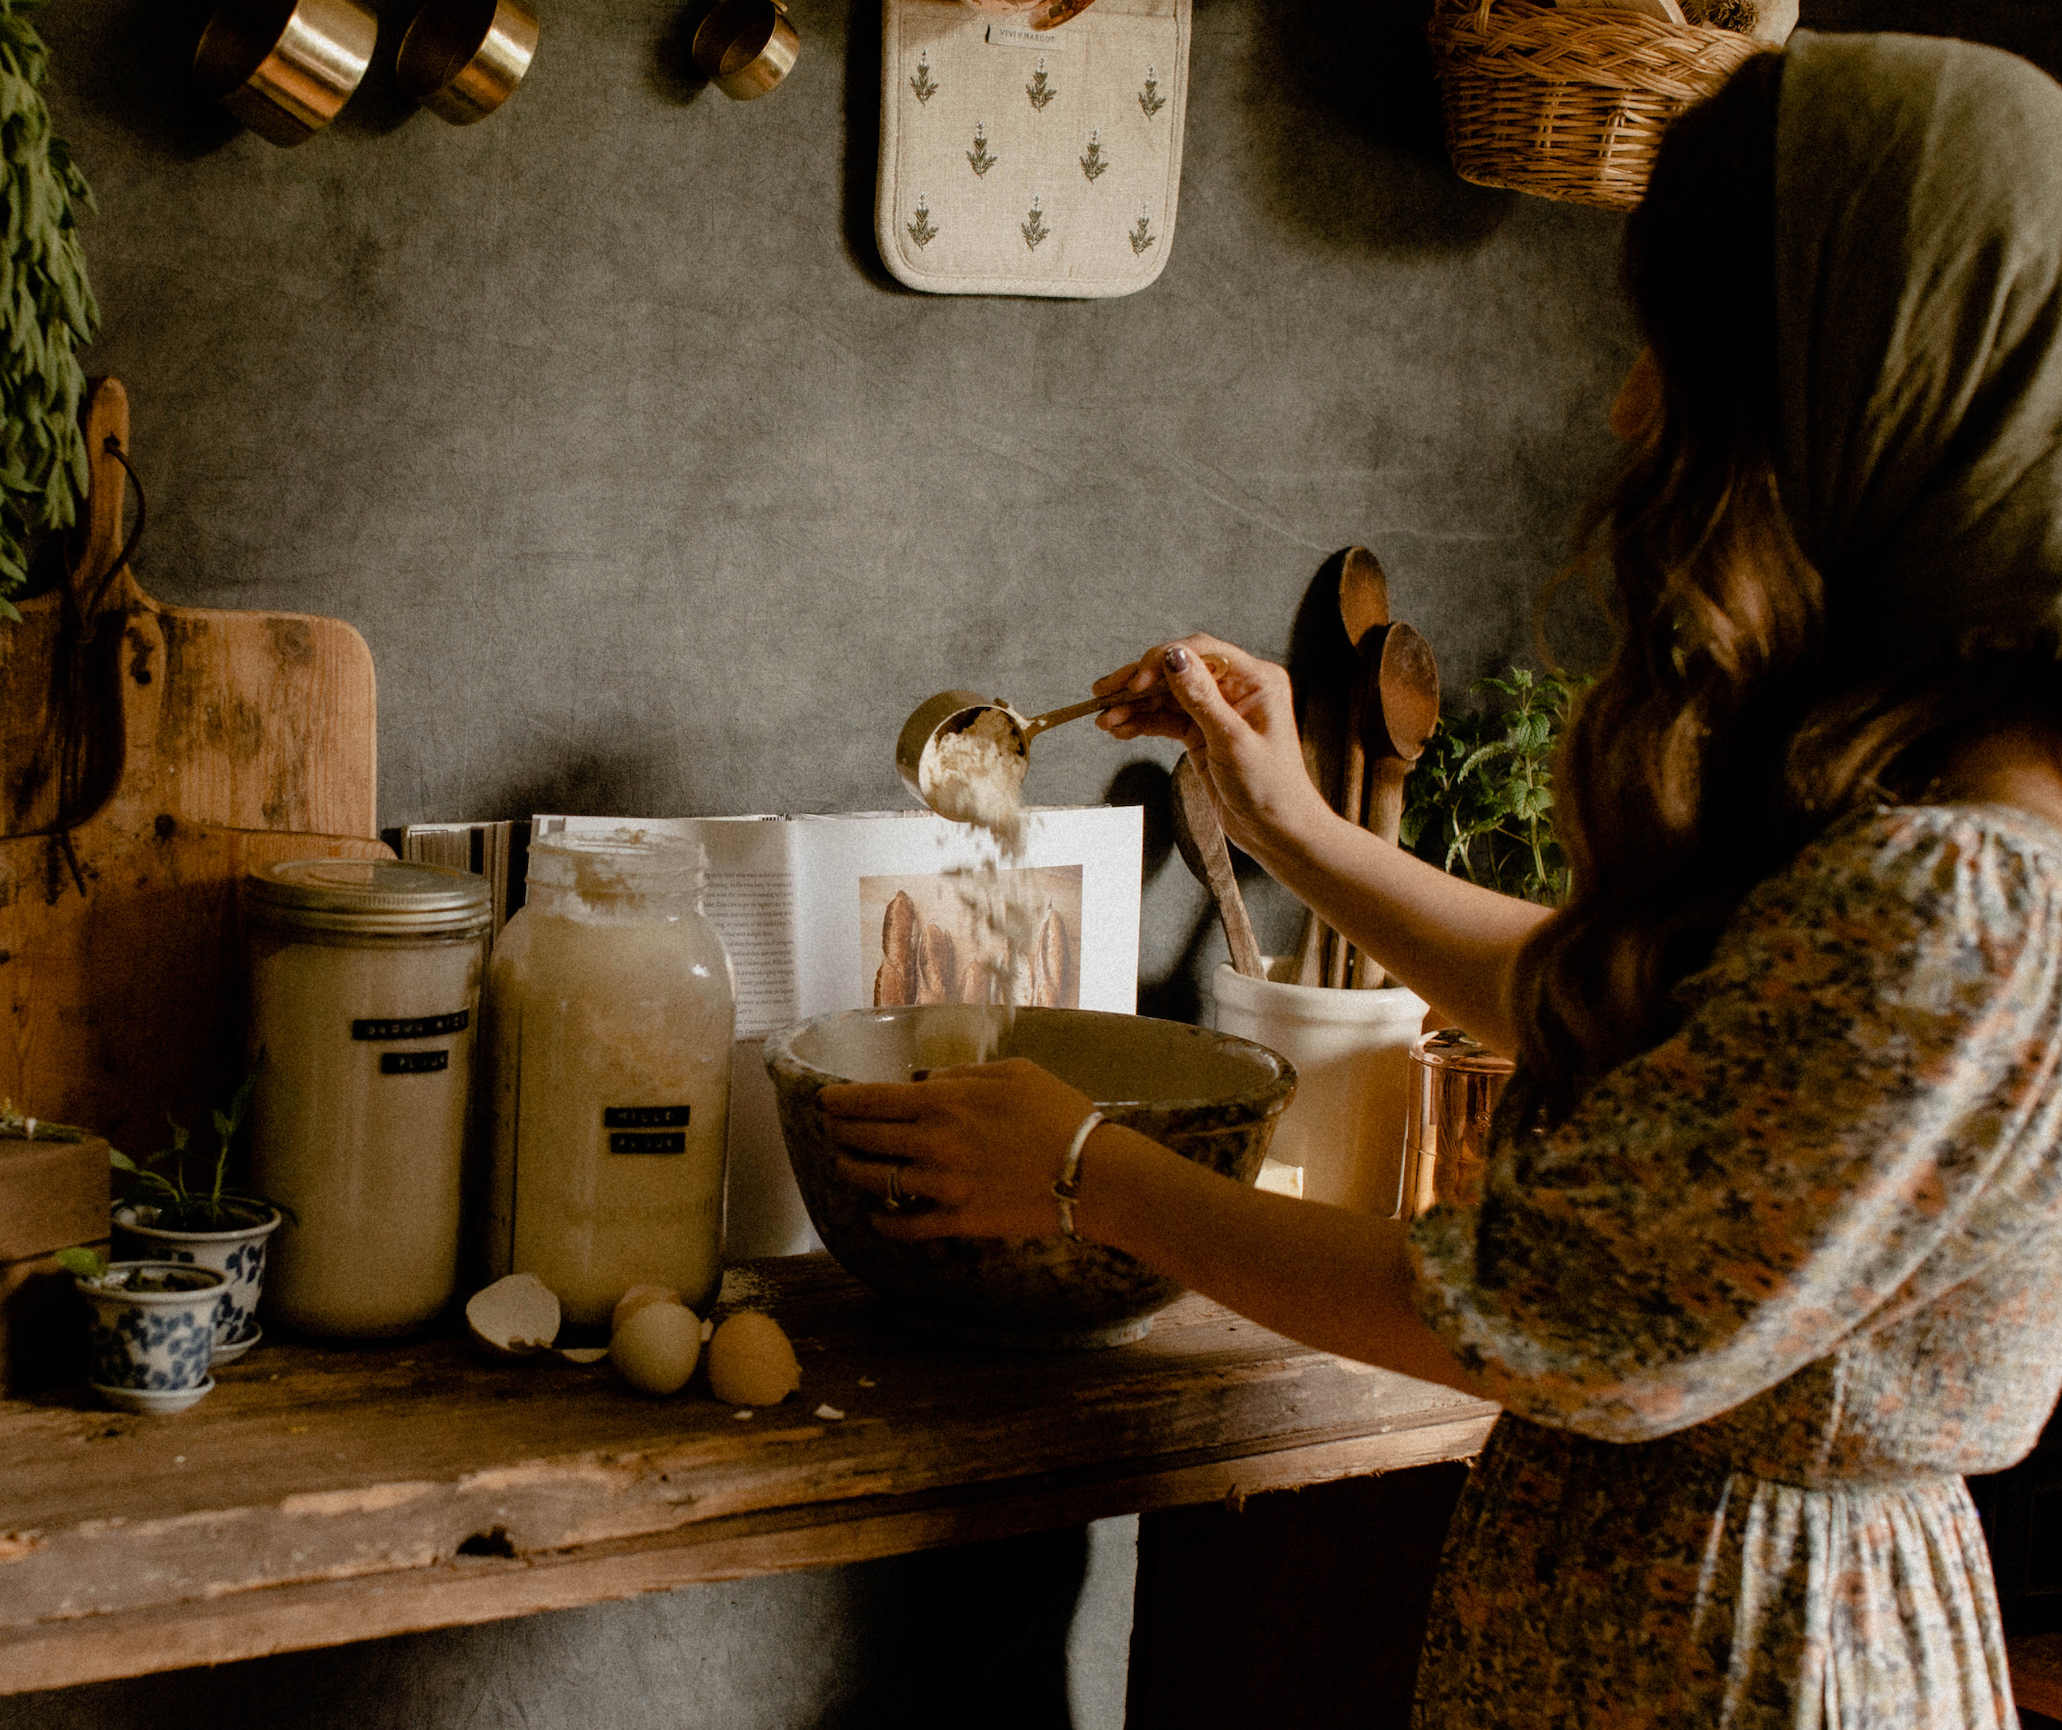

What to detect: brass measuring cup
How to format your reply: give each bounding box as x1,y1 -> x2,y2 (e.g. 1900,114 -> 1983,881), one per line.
896,657 -> 1229,815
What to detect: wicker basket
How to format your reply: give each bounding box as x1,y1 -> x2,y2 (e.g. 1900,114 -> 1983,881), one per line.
1427,0 -> 1764,213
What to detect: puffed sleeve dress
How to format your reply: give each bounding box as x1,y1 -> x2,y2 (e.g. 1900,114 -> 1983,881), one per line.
1407,805 -> 2062,1729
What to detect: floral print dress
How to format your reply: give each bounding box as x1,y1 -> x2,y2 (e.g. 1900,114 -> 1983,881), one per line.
1408,804 -> 2062,1729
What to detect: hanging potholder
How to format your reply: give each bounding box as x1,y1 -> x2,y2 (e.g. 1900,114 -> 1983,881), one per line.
876,0 -> 1190,298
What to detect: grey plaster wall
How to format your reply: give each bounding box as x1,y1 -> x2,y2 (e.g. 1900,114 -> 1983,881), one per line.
37,0 -> 1635,1015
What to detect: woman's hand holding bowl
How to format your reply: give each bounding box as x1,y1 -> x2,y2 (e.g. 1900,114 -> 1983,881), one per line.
822,1058 -> 1100,1241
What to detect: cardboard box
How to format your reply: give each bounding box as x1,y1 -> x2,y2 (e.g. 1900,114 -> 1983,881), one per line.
0,1133 -> 111,1393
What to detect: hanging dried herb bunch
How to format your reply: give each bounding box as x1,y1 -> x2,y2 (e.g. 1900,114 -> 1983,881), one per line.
0,0 -> 97,622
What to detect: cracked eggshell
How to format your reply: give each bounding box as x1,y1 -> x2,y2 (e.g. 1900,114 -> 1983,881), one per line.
611,1284 -> 680,1336
708,1311 -> 802,1407
467,1274 -> 561,1357
610,1302 -> 702,1395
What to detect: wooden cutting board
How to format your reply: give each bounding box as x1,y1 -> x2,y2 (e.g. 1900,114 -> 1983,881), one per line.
0,377 -> 389,1149
0,378 -> 378,840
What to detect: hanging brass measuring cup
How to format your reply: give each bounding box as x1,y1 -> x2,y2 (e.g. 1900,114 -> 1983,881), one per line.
194,0 -> 378,147
896,657 -> 1229,816
398,0 -> 540,125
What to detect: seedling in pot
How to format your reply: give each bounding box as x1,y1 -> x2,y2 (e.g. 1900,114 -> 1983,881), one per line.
107,1076 -> 291,1364
114,1075 -> 290,1232
55,1248 -> 203,1294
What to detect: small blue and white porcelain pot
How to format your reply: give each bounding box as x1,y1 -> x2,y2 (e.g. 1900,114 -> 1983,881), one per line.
113,1203 -> 281,1363
75,1261 -> 227,1414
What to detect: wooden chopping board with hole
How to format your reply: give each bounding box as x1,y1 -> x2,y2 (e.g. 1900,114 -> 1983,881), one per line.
0,378 -> 389,1149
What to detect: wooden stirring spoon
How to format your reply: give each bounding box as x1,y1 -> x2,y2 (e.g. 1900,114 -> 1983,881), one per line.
1353,621 -> 1441,989
1336,545 -> 1392,844
1171,752 -> 1266,979
1298,546 -> 1391,987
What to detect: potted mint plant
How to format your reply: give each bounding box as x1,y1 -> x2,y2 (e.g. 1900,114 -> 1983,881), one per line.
109,1077 -> 285,1364
1401,666 -> 1582,906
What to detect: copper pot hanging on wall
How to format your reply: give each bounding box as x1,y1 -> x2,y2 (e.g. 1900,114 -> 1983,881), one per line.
398,0 -> 540,125
194,0 -> 378,147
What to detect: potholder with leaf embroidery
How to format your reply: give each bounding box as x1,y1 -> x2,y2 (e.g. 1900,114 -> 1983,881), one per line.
877,0 -> 1190,298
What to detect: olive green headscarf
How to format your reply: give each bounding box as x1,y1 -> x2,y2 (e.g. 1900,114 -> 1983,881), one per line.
1777,31 -> 2062,665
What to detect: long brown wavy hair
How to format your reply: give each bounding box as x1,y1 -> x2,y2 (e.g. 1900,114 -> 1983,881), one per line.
1511,51 -> 2062,1122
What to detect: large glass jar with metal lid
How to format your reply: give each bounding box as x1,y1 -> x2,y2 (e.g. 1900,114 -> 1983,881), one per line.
246,860 -> 492,1338
481,831 -> 735,1326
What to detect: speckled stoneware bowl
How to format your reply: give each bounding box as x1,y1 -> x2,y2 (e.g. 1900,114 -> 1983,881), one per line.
766,1006 -> 1296,1349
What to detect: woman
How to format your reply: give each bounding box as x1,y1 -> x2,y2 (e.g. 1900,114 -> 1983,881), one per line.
824,31 -> 2062,1727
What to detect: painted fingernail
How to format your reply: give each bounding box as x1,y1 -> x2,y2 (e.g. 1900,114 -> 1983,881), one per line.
1164,646 -> 1190,672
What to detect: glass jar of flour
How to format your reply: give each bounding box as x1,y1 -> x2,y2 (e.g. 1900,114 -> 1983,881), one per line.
246,860 -> 493,1337
481,831 -> 735,1326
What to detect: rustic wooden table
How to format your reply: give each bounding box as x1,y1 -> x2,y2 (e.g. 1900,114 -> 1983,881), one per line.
0,1254 -> 1498,1699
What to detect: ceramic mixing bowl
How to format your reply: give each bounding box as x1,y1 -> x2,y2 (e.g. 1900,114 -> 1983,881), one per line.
766,1005 -> 1295,1349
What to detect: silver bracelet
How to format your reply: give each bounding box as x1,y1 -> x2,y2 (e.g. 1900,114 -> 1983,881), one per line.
1052,1109 -> 1104,1242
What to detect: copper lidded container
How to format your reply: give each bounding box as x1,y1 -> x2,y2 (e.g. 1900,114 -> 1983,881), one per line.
1399,1028 -> 1513,1218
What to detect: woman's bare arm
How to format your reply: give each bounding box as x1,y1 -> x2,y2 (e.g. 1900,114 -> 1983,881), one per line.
822,1061 -> 1483,1395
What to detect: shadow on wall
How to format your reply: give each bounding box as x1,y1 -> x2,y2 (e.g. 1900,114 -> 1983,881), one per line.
72,0 -> 438,157
1240,0 -> 1514,254
842,0 -> 923,293
647,2 -> 715,106
61,0 -> 239,160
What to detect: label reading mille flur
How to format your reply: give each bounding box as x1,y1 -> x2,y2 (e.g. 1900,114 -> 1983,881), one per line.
605,1104 -> 691,1154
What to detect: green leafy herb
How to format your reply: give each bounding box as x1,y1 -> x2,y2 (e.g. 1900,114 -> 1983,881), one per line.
55,1244 -> 106,1279
1402,667 -> 1585,905
0,0 -> 98,622
116,1074 -> 288,1232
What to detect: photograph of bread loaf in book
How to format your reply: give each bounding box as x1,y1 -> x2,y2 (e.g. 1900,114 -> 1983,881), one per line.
861,867 -> 1082,1010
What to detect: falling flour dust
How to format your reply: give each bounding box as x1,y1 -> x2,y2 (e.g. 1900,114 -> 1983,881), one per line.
921,711 -> 1042,1062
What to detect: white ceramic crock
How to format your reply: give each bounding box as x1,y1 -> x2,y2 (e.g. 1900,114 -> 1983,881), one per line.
1211,960 -> 1428,1216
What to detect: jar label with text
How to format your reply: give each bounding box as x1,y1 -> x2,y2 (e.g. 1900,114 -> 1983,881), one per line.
605,1105 -> 691,1154
353,1010 -> 470,1040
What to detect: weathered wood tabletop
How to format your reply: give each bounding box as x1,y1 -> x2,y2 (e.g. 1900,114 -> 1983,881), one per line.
0,1254 -> 1498,1697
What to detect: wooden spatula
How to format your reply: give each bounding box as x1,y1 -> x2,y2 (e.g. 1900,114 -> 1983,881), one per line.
1324,547 -> 1392,987
1353,622 -> 1441,988
1294,546 -> 1390,986
1171,753 -> 1265,979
